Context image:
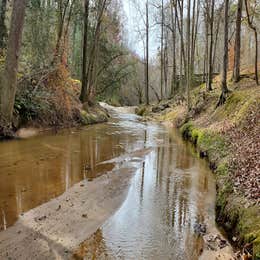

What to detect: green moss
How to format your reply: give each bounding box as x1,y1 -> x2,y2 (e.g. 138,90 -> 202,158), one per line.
238,208 -> 260,258
80,109 -> 108,125
136,106 -> 148,116
158,110 -> 178,121
179,120 -> 260,259
216,161 -> 229,176
191,128 -> 203,144
180,122 -> 194,139
180,121 -> 228,165
214,90 -> 259,126
216,178 -> 233,214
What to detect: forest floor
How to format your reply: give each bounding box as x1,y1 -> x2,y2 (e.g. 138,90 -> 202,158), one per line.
136,69 -> 260,259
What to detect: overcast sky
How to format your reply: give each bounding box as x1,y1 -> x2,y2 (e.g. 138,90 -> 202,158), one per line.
121,0 -> 160,59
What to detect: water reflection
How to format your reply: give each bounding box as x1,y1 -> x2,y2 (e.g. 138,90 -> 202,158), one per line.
75,124 -> 216,260
0,114 -> 149,230
0,112 -> 216,260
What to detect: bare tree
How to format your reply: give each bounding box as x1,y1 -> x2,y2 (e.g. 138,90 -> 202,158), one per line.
207,0 -> 215,91
186,0 -> 191,110
145,0 -> 149,105
160,0 -> 164,100
191,0 -> 200,75
53,0 -> 75,65
244,0 -> 259,85
0,0 -> 27,135
218,0 -> 230,106
80,0 -> 90,102
170,0 -> 177,97
80,0 -> 108,103
233,0 -> 242,82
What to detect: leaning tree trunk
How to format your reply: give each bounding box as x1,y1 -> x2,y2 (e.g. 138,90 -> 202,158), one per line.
233,0 -> 242,83
218,0 -> 230,106
0,0 -> 27,135
0,0 -> 7,53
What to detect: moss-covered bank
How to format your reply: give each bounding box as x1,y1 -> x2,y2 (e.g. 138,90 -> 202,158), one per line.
136,72 -> 260,259
180,122 -> 260,259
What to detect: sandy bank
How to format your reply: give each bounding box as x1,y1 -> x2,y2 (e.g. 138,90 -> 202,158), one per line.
0,166 -> 137,259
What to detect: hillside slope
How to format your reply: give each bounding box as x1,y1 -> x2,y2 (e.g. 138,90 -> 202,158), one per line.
138,70 -> 260,259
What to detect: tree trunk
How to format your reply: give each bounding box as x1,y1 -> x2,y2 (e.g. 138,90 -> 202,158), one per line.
244,0 -> 259,85
0,0 -> 27,135
80,0 -> 90,102
204,4 -> 209,85
145,0 -> 149,105
207,0 -> 215,91
233,0 -> 242,82
0,0 -> 7,52
218,0 -> 230,106
53,0 -> 69,65
191,0 -> 200,75
212,7 -> 222,72
186,0 -> 191,111
81,0 -> 107,103
164,29 -> 168,97
176,0 -> 187,89
170,0 -> 176,97
160,0 -> 164,100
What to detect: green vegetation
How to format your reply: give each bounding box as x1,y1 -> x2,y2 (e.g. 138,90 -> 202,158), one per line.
180,119 -> 260,258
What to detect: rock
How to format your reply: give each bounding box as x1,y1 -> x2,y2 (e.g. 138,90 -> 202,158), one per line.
193,222 -> 207,235
35,215 -> 47,221
199,151 -> 207,158
152,103 -> 170,113
219,239 -> 227,249
56,205 -> 61,211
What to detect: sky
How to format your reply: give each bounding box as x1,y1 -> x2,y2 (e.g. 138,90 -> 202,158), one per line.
121,0 -> 160,59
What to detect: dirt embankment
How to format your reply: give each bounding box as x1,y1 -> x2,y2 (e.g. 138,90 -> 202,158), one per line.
0,65 -> 110,139
137,72 -> 260,259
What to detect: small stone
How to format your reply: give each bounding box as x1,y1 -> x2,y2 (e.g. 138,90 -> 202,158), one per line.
82,213 -> 88,218
219,239 -> 227,249
36,215 -> 47,221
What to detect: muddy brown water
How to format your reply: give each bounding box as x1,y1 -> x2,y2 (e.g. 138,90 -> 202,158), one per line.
0,111 -> 216,259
